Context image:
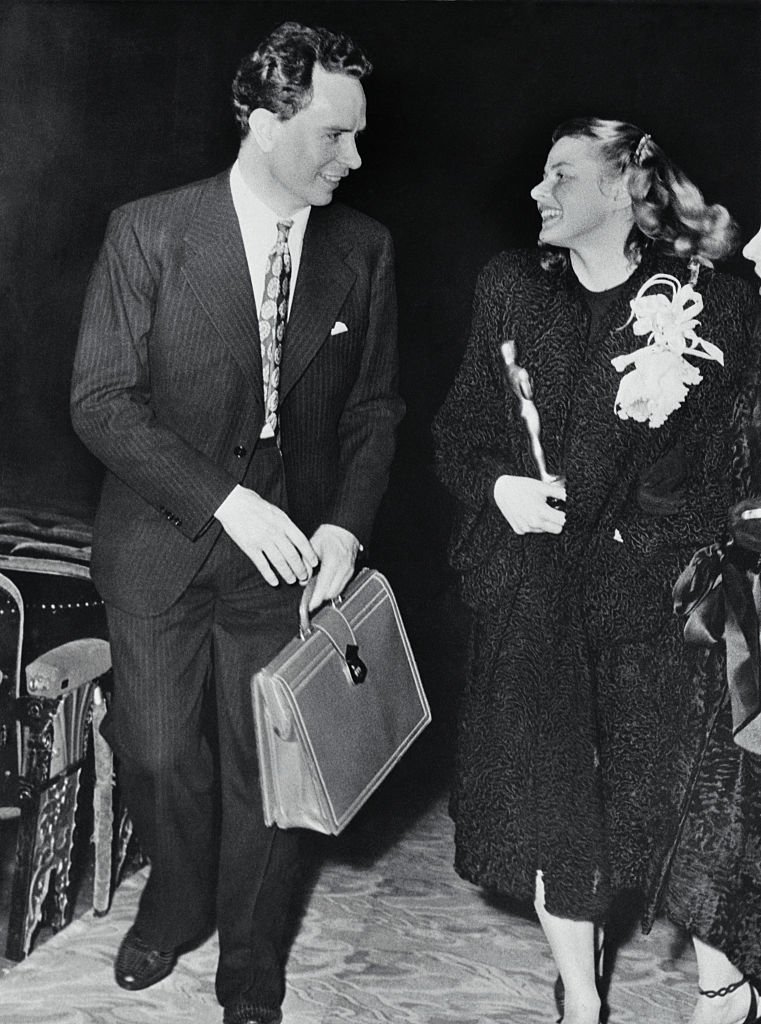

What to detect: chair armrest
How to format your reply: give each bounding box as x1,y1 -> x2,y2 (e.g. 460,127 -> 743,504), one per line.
25,638 -> 111,696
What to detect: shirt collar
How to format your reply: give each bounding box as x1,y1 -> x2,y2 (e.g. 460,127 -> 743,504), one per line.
229,160 -> 310,240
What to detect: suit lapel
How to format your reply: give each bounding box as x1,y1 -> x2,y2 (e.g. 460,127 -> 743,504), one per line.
280,206 -> 356,401
181,172 -> 262,402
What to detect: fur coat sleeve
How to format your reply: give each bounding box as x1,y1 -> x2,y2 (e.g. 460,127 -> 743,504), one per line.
433,249 -> 760,617
432,254 -> 529,611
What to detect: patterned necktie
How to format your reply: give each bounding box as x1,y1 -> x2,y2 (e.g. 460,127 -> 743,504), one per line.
259,220 -> 292,437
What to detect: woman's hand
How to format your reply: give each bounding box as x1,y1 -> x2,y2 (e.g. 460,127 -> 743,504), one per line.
493,474 -> 566,535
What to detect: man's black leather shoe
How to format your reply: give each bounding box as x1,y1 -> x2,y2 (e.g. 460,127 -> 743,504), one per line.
222,1003 -> 283,1024
114,925 -> 177,990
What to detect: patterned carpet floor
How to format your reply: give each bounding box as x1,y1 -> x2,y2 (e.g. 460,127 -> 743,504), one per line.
0,782 -> 700,1024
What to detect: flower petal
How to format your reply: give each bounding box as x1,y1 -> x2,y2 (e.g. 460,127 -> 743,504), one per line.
611,271 -> 721,427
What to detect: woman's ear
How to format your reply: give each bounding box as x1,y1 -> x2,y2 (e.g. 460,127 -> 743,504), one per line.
611,177 -> 634,210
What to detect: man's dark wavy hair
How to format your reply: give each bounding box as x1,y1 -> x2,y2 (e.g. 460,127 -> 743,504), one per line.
232,21 -> 372,137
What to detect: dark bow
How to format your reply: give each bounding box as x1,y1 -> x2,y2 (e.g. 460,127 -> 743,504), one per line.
673,500 -> 761,754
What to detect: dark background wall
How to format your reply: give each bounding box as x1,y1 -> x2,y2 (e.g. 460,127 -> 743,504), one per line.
1,0 -> 759,738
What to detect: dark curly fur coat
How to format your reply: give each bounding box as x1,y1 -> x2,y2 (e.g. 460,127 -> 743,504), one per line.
433,247 -> 761,971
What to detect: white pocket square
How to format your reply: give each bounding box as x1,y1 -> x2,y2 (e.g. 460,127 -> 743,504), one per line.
330,321 -> 348,336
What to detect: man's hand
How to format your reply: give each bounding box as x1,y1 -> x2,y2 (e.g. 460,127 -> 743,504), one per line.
493,474 -> 566,535
308,524 -> 360,611
214,485 -> 318,585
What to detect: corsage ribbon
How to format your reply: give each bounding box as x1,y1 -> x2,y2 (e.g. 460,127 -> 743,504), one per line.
673,520 -> 761,754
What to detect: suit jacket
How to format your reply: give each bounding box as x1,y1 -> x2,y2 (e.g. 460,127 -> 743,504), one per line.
71,171 -> 403,615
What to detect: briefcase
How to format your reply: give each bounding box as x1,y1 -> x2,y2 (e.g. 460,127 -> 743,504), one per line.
252,567 -> 430,835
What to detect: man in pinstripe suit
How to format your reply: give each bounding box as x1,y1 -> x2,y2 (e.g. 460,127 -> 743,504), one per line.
70,22 -> 403,1024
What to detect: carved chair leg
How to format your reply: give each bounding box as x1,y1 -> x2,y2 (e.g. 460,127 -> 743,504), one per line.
91,697 -> 114,916
5,793 -> 45,961
5,771 -> 81,959
115,803 -> 137,881
49,773 -> 81,932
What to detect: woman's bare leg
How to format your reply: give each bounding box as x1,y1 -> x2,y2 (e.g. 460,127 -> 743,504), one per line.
535,871 -> 601,1024
690,936 -> 752,1024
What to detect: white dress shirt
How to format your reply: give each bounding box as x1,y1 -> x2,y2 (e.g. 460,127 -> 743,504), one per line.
230,161 -> 311,438
229,160 -> 310,321
217,163 -> 360,557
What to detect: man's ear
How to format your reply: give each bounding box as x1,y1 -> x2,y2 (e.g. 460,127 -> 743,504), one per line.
248,108 -> 279,152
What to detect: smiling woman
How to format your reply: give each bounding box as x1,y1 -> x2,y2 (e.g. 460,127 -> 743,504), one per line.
433,116 -> 761,1024
531,118 -> 738,289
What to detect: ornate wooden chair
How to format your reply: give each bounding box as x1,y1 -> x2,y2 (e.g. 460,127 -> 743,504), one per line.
0,508 -> 131,960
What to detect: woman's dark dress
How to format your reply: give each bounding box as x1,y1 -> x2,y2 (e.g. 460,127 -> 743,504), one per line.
433,248 -> 761,973
659,363 -> 761,974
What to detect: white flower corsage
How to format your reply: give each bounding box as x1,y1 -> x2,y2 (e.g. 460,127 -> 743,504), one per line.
611,273 -> 723,428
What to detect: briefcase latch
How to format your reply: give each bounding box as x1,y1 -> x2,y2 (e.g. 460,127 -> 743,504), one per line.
345,644 -> 367,685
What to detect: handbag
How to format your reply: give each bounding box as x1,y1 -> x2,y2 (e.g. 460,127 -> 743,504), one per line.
251,567 -> 431,834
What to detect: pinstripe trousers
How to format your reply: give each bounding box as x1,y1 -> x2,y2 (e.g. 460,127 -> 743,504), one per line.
101,440 -> 303,1011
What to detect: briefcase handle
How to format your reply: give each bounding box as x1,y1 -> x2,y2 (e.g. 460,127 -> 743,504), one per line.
298,577 -> 319,639
298,577 -> 367,685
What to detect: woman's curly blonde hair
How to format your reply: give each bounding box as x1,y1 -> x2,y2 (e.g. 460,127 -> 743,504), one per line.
539,117 -> 740,272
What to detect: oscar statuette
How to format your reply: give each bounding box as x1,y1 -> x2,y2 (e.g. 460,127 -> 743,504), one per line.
500,340 -> 565,507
